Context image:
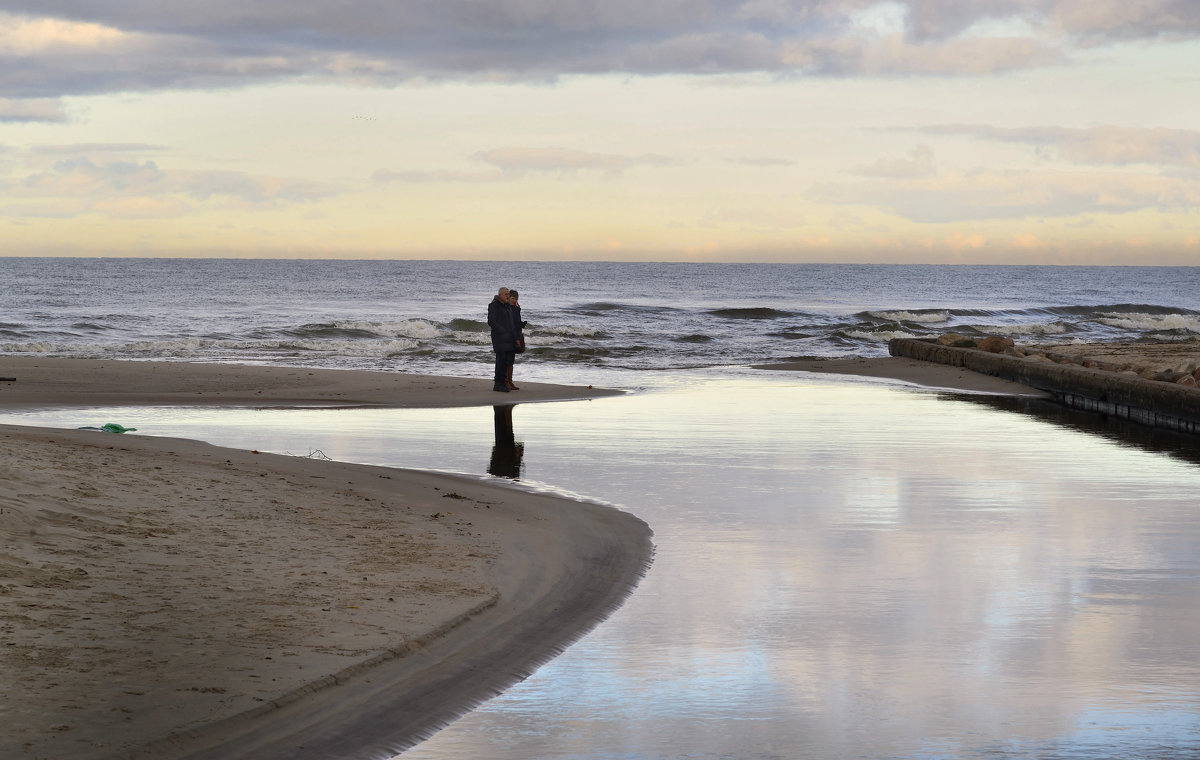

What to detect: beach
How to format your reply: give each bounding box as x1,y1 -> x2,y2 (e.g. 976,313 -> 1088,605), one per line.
0,352 -> 1187,758
0,359 -> 646,759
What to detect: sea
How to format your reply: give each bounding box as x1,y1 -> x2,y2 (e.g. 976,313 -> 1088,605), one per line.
3,259 -> 1200,382
4,258 -> 1200,760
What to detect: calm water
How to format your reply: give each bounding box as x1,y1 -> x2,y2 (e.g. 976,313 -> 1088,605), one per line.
7,370 -> 1200,759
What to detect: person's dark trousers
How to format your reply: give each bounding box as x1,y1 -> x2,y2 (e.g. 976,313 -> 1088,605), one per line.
494,350 -> 515,389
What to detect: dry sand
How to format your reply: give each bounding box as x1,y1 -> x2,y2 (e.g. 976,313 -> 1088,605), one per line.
0,359 -> 649,760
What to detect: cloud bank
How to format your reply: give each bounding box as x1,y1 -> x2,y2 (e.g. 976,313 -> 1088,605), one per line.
3,1 -> 1199,116
923,125 -> 1200,170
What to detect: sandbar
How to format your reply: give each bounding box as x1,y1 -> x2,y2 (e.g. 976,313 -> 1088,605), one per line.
0,356 -> 621,410
0,359 -> 650,760
753,356 -> 1050,396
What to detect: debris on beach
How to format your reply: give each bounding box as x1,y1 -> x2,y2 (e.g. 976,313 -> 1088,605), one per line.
77,422 -> 138,434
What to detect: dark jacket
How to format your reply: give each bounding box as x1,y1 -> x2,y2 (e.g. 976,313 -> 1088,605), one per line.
511,303 -> 524,341
487,296 -> 516,352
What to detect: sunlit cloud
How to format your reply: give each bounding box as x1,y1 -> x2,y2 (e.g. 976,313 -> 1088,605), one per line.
0,97 -> 67,122
729,156 -> 795,167
0,12 -> 129,54
813,168 -> 1200,223
31,142 -> 168,154
788,33 -> 1061,75
371,168 -> 504,184
1,155 -> 337,216
851,145 -> 936,179
471,147 -> 676,175
923,124 -> 1200,169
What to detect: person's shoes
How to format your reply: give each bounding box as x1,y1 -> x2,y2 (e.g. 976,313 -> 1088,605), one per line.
505,380 -> 519,390
493,384 -> 510,392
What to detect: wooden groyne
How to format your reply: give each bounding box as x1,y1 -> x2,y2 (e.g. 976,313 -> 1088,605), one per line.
889,337 -> 1200,436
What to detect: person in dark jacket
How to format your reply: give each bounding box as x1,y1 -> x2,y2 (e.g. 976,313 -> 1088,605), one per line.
487,287 -> 516,392
506,289 -> 526,390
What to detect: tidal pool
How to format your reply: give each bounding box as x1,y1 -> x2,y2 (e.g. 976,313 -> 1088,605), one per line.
8,375 -> 1200,759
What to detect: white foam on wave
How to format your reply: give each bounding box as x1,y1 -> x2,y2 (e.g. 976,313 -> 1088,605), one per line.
128,338 -> 210,353
333,319 -> 444,340
0,340 -> 108,353
447,330 -> 493,345
1098,313 -> 1200,333
870,310 -> 950,324
842,328 -> 916,342
274,337 -> 422,354
985,322 -> 1069,337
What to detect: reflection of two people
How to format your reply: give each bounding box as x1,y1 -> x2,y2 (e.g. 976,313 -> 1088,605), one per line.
488,404 -> 525,479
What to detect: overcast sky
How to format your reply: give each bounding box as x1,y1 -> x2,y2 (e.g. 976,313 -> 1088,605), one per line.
1,1 -> 1198,263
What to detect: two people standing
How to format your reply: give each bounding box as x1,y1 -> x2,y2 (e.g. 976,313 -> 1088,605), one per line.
487,286 -> 526,392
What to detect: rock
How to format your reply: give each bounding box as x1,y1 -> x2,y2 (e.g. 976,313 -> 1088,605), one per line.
937,333 -> 977,348
1178,374 -> 1197,387
977,336 -> 1015,353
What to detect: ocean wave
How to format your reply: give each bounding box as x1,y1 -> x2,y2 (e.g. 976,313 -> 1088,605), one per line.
447,318 -> 488,333
282,319 -> 447,341
573,301 -> 626,312
0,340 -> 109,354
534,345 -> 646,362
1060,303 -> 1192,315
70,321 -> 118,333
269,338 -> 422,354
535,325 -> 608,338
1096,312 -> 1200,334
708,307 -> 793,320
867,309 -> 951,324
977,322 -> 1071,337
339,319 -> 444,340
445,330 -> 493,346
286,323 -> 380,339
836,328 -> 918,343
570,302 -> 682,317
674,334 -> 714,343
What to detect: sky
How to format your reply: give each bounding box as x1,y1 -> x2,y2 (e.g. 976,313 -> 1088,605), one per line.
1,1 -> 1198,264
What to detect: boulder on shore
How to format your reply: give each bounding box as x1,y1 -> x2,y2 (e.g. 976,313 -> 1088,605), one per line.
977,336 -> 1015,354
937,333 -> 977,348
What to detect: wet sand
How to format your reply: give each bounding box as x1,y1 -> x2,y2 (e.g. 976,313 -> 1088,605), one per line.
753,356 -> 1051,396
0,356 -> 622,410
0,358 -> 648,759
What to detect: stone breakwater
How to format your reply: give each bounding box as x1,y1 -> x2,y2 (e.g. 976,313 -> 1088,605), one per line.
889,337 -> 1200,435
926,334 -> 1200,387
